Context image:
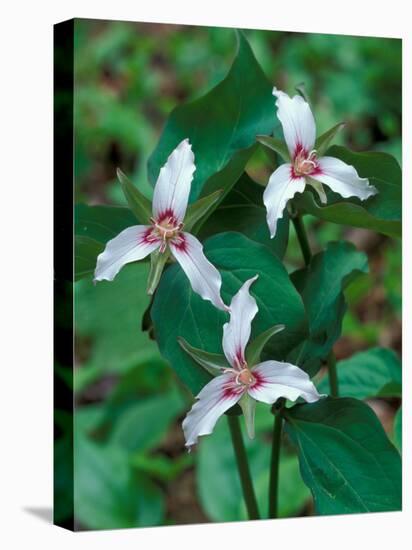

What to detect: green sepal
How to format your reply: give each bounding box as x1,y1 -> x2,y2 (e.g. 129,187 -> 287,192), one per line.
178,337 -> 227,376
256,135 -> 289,163
147,249 -> 170,295
245,324 -> 285,366
117,168 -> 152,224
315,122 -> 345,156
184,189 -> 224,233
239,393 -> 256,439
295,82 -> 311,104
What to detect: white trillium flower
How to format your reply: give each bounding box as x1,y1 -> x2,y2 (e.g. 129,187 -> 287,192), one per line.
263,88 -> 378,237
182,275 -> 324,447
94,139 -> 228,311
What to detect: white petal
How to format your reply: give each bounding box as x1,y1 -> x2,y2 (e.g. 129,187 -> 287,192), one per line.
248,360 -> 324,404
170,232 -> 228,311
94,226 -> 160,282
273,88 -> 316,158
222,275 -> 258,367
263,164 -> 305,238
152,138 -> 196,224
313,156 -> 378,201
182,373 -> 244,447
307,178 -> 327,204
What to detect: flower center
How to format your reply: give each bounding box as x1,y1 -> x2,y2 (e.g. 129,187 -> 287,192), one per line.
294,149 -> 318,176
237,368 -> 255,386
224,361 -> 256,387
151,215 -> 183,253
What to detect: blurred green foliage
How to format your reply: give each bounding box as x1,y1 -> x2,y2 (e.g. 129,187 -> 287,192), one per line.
66,19 -> 401,529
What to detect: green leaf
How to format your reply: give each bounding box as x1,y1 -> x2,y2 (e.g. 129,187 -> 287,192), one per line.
75,236 -> 103,281
294,146 -> 402,238
317,348 -> 401,399
148,31 -> 277,202
256,135 -> 289,163
75,204 -> 138,280
393,407 -> 402,452
74,434 -> 164,529
75,263 -> 163,391
315,122 -> 345,156
245,324 -> 285,367
110,388 -> 185,453
184,189 -> 224,233
285,397 -> 402,514
178,337 -> 227,376
147,249 -> 170,295
198,173 -> 290,259
152,232 -> 307,394
290,241 -> 368,374
75,204 -> 137,243
117,168 -> 152,224
197,415 -> 310,521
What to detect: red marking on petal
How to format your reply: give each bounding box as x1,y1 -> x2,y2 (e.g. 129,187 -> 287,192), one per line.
311,165 -> 322,176
141,227 -> 159,245
250,370 -> 265,390
293,142 -> 307,161
290,164 -> 301,180
156,208 -> 179,225
222,384 -> 244,400
171,233 -> 188,253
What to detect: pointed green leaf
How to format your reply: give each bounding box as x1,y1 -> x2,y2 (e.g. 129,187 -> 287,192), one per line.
178,337 -> 227,377
148,31 -> 277,201
246,324 -> 285,367
147,249 -> 169,295
315,122 -> 345,156
239,394 -> 256,439
256,135 -> 289,163
117,168 -> 152,224
285,397 -> 402,514
184,189 -> 224,233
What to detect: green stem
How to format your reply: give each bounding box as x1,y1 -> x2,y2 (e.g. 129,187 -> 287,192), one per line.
292,212 -> 339,396
227,415 -> 260,520
268,402 -> 284,519
327,350 -> 339,397
292,214 -> 312,266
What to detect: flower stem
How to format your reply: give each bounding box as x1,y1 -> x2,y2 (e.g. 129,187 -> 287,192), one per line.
227,415 -> 260,520
292,214 -> 312,266
291,212 -> 339,396
268,399 -> 284,519
326,350 -> 339,397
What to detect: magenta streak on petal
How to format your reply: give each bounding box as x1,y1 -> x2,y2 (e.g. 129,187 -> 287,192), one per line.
156,208 -> 179,225
171,232 -> 188,253
293,142 -> 307,161
141,226 -> 159,245
249,370 -> 265,390
222,378 -> 245,400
